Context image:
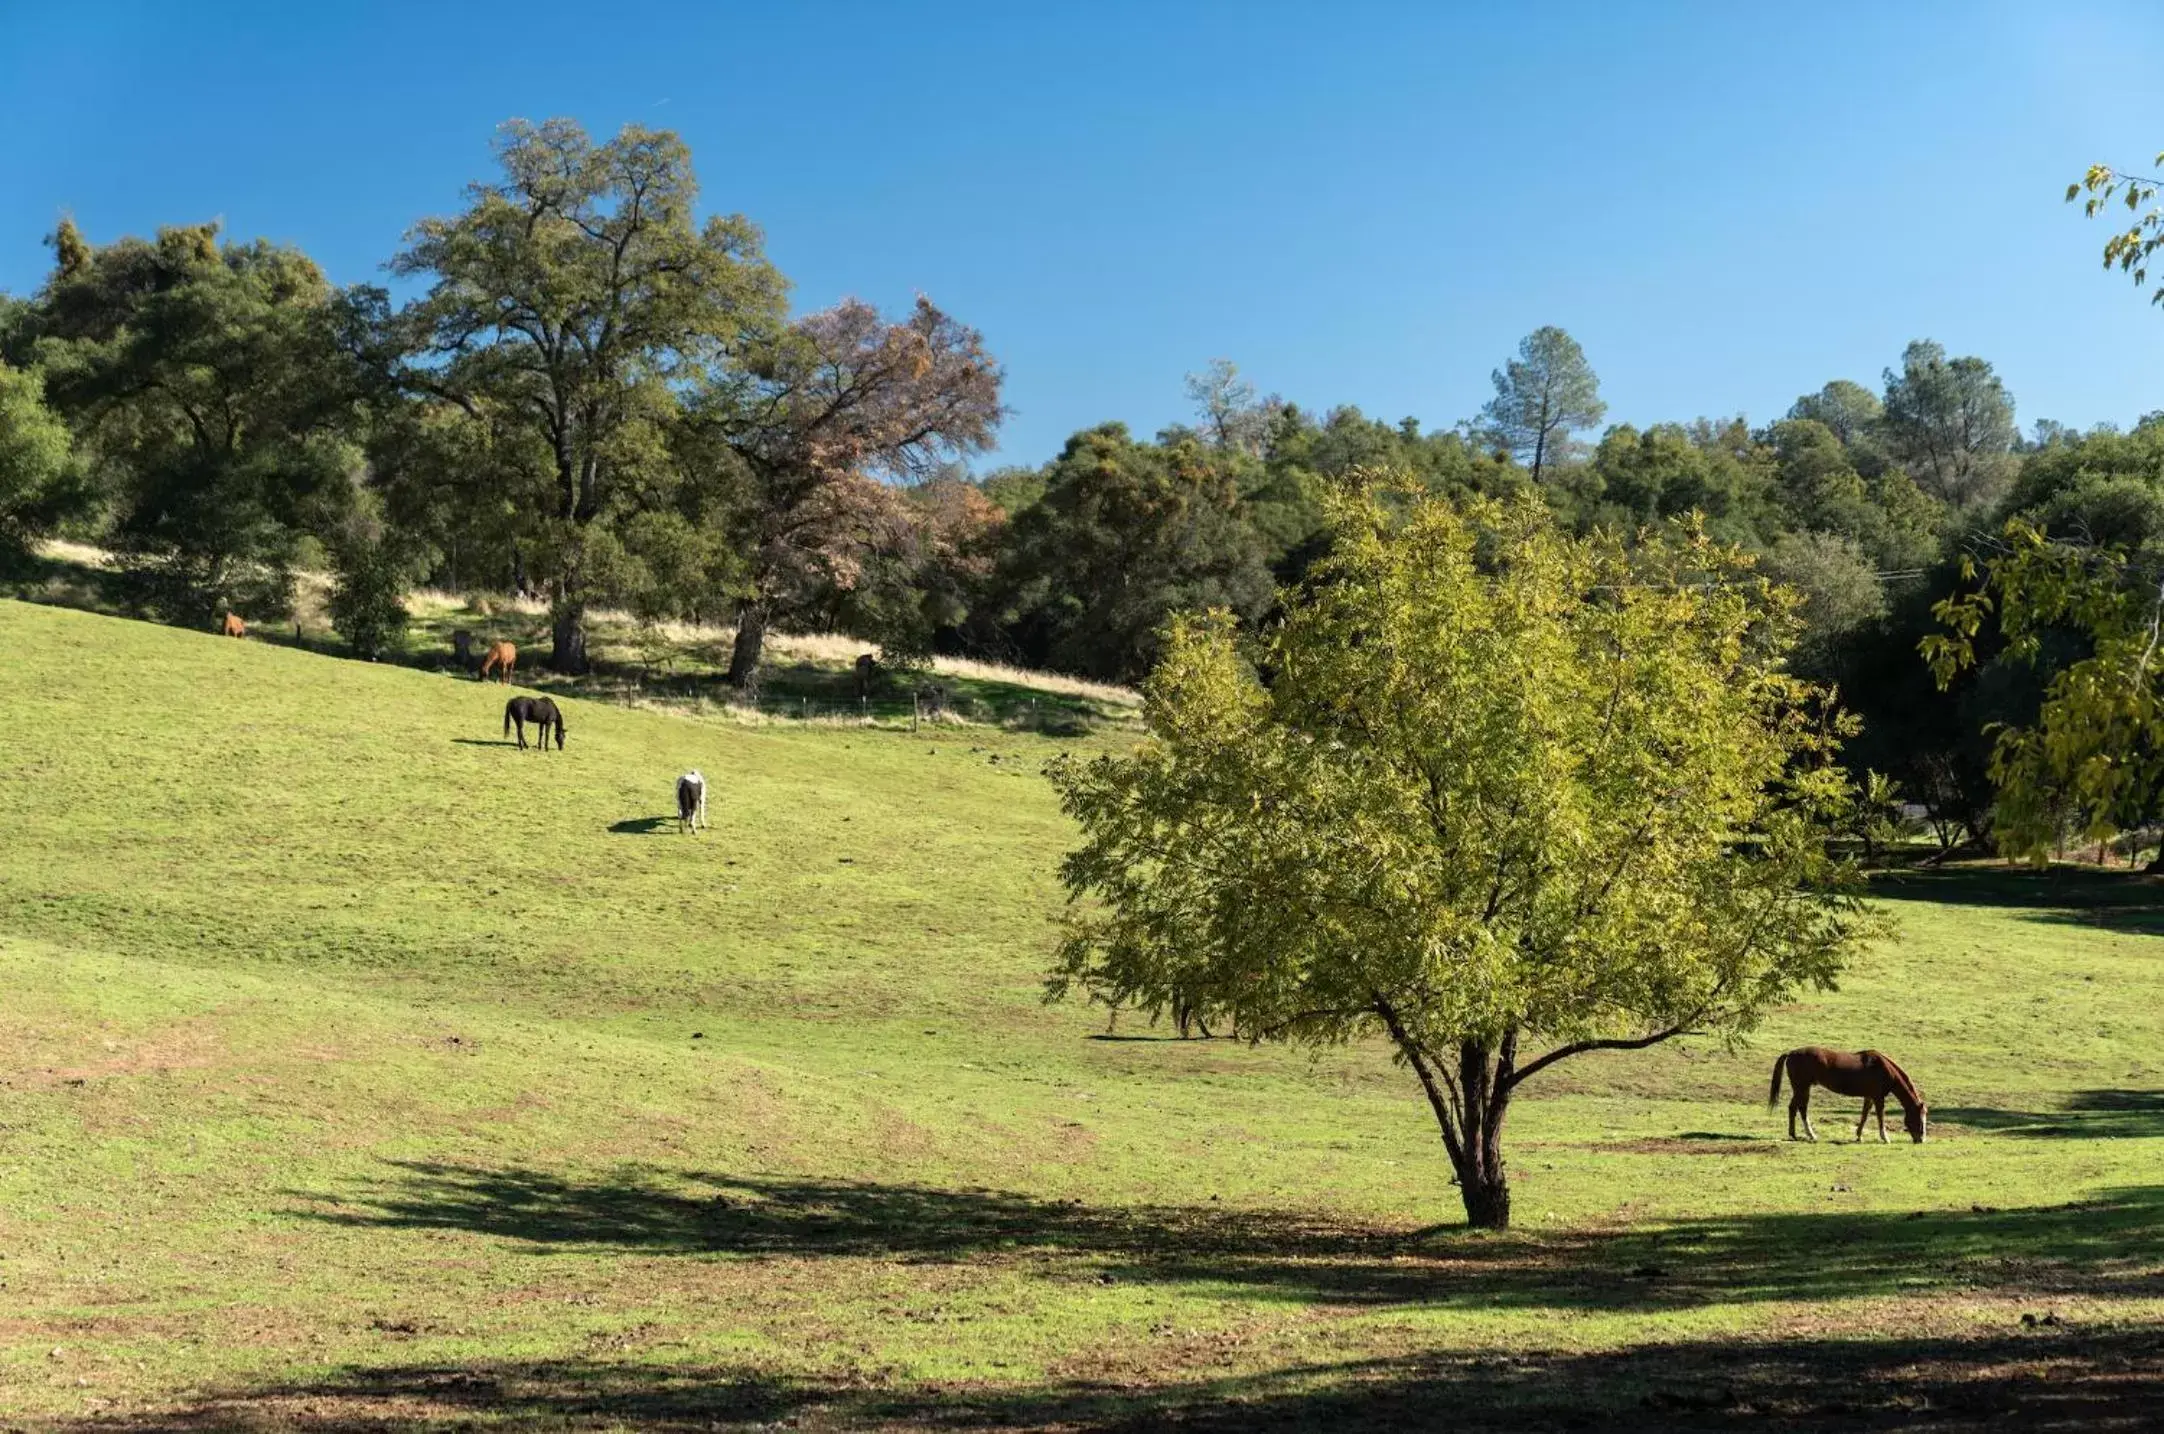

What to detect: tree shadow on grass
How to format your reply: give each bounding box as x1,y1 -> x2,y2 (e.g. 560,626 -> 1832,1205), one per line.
1939,1090 -> 2164,1141
56,1325 -> 2164,1431
1871,865 -> 2164,938
287,1163 -> 2164,1312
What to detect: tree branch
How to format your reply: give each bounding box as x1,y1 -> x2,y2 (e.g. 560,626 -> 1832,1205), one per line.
1374,996 -> 1468,1170
1504,1024 -> 1697,1092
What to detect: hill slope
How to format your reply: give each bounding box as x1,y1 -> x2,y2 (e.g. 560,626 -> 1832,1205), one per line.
0,598 -> 2160,1429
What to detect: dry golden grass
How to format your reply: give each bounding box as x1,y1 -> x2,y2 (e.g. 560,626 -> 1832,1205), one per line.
404,586 -> 1140,707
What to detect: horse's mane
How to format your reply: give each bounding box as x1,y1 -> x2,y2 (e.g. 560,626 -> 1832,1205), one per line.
1874,1052 -> 1924,1109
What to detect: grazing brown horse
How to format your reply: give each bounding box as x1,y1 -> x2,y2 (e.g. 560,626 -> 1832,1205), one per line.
221,612 -> 247,638
1770,1047 -> 1928,1144
478,641 -> 517,684
504,695 -> 565,751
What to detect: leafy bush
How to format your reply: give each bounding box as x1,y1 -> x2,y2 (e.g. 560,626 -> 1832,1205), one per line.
327,523 -> 416,659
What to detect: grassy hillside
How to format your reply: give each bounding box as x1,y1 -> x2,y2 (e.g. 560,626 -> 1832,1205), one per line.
0,598 -> 2160,1430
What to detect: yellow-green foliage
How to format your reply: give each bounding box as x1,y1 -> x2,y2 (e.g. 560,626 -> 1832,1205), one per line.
1929,520 -> 2164,858
1053,490 -> 1884,1226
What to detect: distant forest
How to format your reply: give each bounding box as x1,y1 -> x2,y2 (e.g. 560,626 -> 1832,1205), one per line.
5,119 -> 2164,850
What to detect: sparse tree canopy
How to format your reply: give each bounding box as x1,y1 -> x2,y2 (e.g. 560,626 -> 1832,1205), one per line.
1183,358 -> 1270,455
702,295 -> 1004,684
1477,326 -> 1605,482
1051,487 -> 1880,1228
2071,157 -> 2164,302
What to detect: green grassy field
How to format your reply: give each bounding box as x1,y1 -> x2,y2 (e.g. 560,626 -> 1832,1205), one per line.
0,597 -> 2160,1431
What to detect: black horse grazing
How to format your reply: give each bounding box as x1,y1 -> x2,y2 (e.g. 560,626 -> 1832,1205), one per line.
503,696 -> 566,751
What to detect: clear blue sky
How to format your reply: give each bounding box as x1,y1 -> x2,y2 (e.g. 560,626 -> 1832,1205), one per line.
6,0 -> 2164,467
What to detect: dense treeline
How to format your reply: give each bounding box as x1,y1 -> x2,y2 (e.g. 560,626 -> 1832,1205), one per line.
0,118 -> 2157,846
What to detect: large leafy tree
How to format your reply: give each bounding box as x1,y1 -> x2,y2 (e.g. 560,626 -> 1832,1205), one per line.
814,475 -> 1006,662
995,423 -> 1273,683
699,295 -> 1003,684
1927,513 -> 2164,864
387,118 -> 788,672
32,220 -> 362,619
1766,418 -> 1941,573
1786,380 -> 1887,467
1577,420 -> 1777,546
1878,340 -> 2016,511
1476,326 -> 1605,483
0,359 -> 82,573
1051,488 -> 1879,1228
1903,163 -> 2164,861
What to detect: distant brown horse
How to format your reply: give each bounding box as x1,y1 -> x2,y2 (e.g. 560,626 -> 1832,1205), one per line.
1769,1047 -> 1928,1144
478,641 -> 516,684
221,612 -> 247,638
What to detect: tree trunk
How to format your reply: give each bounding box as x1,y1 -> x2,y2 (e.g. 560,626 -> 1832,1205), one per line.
551,603 -> 589,675
1457,1156 -> 1512,1229
728,598 -> 769,686
1447,1035 -> 1515,1229
1376,1004 -> 1518,1230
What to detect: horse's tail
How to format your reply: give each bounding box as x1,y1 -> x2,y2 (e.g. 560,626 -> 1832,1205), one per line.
1767,1051 -> 1787,1108
503,702 -> 514,737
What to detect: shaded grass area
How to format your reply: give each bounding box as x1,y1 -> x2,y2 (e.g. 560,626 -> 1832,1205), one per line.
1937,1091 -> 2164,1141
51,1328 -> 2164,1432
295,1163 -> 2164,1311
2,598 -> 2163,1430
1873,863 -> 2164,938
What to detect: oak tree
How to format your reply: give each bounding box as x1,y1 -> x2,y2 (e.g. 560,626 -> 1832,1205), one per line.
32,220 -> 363,619
389,119 -> 787,672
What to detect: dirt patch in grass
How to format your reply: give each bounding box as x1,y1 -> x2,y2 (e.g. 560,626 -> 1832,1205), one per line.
1592,1136 -> 1786,1156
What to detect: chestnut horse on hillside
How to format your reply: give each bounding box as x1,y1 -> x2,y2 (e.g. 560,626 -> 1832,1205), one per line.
478,641 -> 516,684
1769,1047 -> 1928,1143
222,612 -> 247,638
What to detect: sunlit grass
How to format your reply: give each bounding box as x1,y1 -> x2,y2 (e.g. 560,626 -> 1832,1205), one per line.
0,598 -> 2159,1429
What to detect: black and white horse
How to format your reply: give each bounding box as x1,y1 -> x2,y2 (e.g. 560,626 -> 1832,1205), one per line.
676,770 -> 708,834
